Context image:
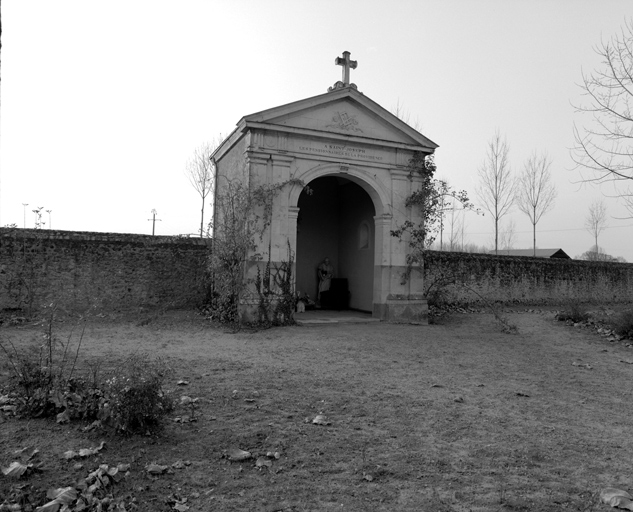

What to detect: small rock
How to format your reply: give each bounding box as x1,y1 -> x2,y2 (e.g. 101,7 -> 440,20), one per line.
227,449 -> 251,462
312,414 -> 331,426
256,457 -> 273,469
146,463 -> 169,475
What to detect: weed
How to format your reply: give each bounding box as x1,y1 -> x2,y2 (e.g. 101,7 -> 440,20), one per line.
558,298 -> 590,323
102,355 -> 174,434
612,308 -> 633,339
498,315 -> 519,334
255,246 -> 296,327
421,270 -> 518,333
0,308 -> 88,418
1,313 -> 174,435
2,345 -> 54,417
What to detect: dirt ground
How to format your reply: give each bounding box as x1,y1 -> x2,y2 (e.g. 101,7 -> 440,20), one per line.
1,308 -> 633,511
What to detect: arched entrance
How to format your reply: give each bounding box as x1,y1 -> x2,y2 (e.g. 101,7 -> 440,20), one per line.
296,175 -> 376,312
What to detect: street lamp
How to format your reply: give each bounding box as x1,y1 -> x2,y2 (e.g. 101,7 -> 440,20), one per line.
46,210 -> 52,229
22,203 -> 28,228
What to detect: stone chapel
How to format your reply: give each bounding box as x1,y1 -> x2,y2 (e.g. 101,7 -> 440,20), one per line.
211,52 -> 438,323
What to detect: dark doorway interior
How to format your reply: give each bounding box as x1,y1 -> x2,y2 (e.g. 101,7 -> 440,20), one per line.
296,176 -> 375,311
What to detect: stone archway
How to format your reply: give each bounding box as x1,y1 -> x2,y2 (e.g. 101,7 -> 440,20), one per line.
290,164 -> 386,314
288,162 -> 390,218
295,176 -> 376,312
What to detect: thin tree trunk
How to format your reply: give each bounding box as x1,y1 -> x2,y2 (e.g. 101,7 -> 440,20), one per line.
200,198 -> 205,237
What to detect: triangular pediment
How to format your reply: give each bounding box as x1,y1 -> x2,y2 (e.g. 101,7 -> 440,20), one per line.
240,87 -> 438,151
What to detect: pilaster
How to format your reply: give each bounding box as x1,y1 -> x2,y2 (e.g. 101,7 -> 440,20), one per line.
288,206 -> 300,263
270,155 -> 294,262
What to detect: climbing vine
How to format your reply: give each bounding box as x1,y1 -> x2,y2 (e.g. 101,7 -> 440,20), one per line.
390,153 -> 477,283
255,242 -> 296,326
206,177 -> 306,327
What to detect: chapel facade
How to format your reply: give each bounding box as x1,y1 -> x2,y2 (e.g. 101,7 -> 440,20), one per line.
212,52 -> 438,323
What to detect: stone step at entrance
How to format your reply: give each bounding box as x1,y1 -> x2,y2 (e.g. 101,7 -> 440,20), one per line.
294,309 -> 380,325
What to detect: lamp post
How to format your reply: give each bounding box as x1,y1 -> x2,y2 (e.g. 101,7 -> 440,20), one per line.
22,203 -> 28,228
46,210 -> 52,229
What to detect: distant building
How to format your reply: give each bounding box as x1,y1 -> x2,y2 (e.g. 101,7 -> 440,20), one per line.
492,249 -> 571,259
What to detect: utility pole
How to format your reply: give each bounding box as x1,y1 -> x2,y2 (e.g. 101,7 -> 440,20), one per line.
22,203 -> 28,228
147,209 -> 162,235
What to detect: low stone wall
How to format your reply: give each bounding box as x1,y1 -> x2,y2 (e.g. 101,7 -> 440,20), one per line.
3,229 -> 631,318
423,250 -> 633,306
0,228 -> 211,316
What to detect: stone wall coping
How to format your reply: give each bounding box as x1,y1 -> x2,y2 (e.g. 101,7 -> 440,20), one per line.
424,250 -> 633,268
0,228 -> 213,246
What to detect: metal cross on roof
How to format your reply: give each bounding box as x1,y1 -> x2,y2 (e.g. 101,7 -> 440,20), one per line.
335,51 -> 357,85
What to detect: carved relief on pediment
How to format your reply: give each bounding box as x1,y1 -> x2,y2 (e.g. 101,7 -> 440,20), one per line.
326,111 -> 363,133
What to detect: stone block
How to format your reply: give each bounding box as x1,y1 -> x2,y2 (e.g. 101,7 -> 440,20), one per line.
375,296 -> 428,324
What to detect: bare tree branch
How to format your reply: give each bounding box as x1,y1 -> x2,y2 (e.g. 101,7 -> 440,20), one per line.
572,19 -> 633,215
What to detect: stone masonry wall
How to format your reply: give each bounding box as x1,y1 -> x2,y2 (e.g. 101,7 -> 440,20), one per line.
0,228 -> 211,316
3,229 -> 631,318
423,250 -> 633,306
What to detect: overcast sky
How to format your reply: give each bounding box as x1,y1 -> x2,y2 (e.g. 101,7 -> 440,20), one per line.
1,0 -> 632,261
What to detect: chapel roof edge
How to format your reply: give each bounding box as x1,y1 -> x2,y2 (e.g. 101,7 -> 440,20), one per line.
212,88 -> 439,163
240,87 -> 438,150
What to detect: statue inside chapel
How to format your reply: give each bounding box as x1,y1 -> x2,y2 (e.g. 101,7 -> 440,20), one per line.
317,257 -> 334,303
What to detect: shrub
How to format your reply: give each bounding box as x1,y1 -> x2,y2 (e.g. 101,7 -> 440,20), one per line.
612,309 -> 633,339
55,376 -> 105,421
1,319 -> 174,434
0,312 -> 89,418
557,298 -> 590,323
101,355 -> 174,434
5,350 -> 55,417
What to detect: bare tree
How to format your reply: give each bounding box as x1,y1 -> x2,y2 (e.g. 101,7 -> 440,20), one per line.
517,152 -> 557,255
447,198 -> 465,251
186,142 -> 216,237
476,132 -> 516,254
572,19 -> 633,214
391,99 -> 423,132
577,245 -> 625,262
585,199 -> 608,251
499,218 -> 517,252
